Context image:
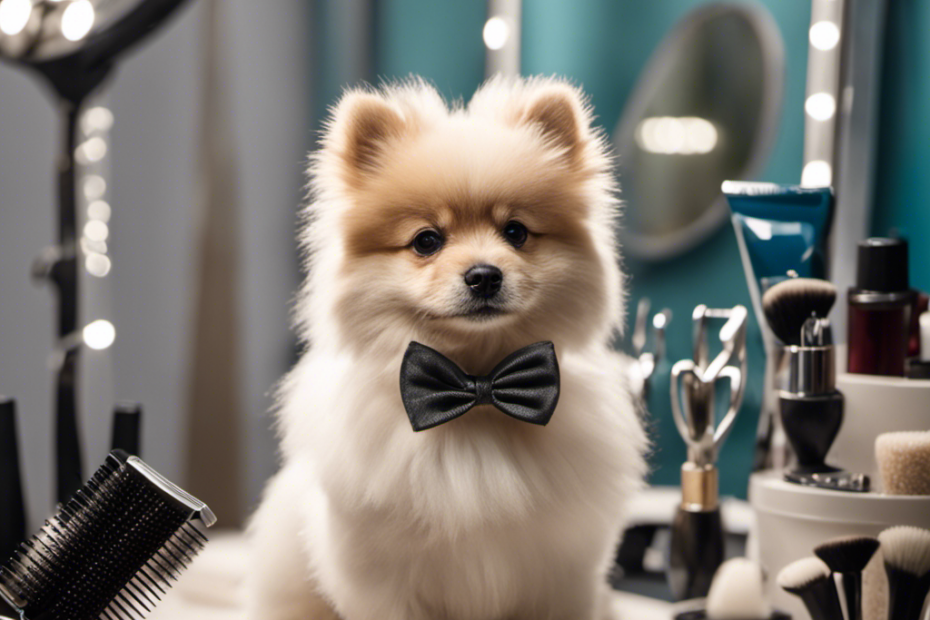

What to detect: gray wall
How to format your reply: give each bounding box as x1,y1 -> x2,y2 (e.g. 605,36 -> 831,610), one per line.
0,1 -> 309,529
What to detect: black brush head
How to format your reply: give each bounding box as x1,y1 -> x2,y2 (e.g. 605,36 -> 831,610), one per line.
814,535 -> 880,574
762,278 -> 837,345
0,451 -> 212,620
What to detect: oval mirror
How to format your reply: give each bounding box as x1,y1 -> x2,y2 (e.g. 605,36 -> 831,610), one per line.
614,4 -> 784,261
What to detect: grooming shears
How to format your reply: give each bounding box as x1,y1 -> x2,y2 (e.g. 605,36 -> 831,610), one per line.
670,305 -> 748,467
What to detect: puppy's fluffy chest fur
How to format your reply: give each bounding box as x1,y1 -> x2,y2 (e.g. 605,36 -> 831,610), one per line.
282,345 -> 641,619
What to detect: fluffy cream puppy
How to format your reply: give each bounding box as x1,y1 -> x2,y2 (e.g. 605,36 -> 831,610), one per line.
246,76 -> 647,620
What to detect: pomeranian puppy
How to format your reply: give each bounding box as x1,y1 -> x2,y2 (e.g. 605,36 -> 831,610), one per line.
246,76 -> 647,620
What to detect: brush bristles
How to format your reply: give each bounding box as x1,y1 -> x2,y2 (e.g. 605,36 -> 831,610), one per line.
814,535 -> 880,573
879,526 -> 930,577
706,558 -> 771,620
762,278 -> 837,345
777,557 -> 832,593
0,456 -> 209,620
876,431 -> 930,495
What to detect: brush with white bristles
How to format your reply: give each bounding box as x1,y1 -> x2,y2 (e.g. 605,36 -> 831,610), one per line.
878,526 -> 930,620
762,278 -> 837,345
705,558 -> 772,620
777,557 -> 843,620
814,536 -> 880,620
875,431 -> 930,496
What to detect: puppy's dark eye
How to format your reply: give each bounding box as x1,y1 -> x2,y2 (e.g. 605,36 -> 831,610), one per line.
412,230 -> 444,256
502,221 -> 528,248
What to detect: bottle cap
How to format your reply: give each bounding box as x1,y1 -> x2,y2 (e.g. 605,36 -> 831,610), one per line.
856,238 -> 909,293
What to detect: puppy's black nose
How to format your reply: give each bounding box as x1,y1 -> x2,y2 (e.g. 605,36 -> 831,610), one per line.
464,264 -> 503,297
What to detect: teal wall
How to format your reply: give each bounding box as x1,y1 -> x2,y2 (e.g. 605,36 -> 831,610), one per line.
312,0 -> 927,498
874,0 -> 930,294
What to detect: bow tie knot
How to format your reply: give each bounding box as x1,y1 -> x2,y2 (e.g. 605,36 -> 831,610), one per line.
473,376 -> 494,406
400,341 -> 560,432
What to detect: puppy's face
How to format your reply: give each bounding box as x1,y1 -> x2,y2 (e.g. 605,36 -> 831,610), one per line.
321,82 -> 619,363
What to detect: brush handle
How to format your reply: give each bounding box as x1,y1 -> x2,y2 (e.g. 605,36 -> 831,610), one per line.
797,577 -> 844,620
885,566 -> 930,620
841,572 -> 863,620
668,507 -> 724,601
780,392 -> 843,473
0,398 -> 26,563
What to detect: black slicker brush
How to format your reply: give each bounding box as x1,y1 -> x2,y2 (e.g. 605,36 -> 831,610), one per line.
814,536 -> 880,620
0,450 -> 215,620
878,526 -> 930,620
777,557 -> 843,620
762,278 -> 837,345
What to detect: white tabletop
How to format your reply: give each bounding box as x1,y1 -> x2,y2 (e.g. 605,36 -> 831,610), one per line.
148,531 -> 673,620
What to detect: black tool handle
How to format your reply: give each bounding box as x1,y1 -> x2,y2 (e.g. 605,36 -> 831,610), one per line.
668,507 -> 724,601
780,392 -> 844,473
50,104 -> 84,506
798,576 -> 844,620
111,403 -> 142,456
0,397 -> 26,563
841,571 -> 863,620
886,567 -> 930,620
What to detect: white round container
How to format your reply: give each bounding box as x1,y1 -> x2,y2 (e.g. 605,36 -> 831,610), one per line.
829,372 -> 930,489
748,471 -> 930,620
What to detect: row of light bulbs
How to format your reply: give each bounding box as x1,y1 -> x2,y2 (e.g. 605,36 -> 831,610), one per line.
802,18 -> 842,188
79,104 -> 115,351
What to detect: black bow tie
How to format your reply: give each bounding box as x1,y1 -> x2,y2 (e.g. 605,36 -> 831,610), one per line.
399,341 -> 560,432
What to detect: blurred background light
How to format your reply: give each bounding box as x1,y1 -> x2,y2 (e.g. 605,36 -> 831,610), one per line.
76,136 -> 107,164
636,116 -> 718,155
85,252 -> 111,277
809,20 -> 840,51
801,159 -> 832,186
805,92 -> 836,121
61,0 -> 95,42
83,319 -> 115,350
87,200 -> 111,222
483,16 -> 509,51
83,220 -> 108,242
83,175 -> 106,200
0,0 -> 32,36
82,107 -> 114,134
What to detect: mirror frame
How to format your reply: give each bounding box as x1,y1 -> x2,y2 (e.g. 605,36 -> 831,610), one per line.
613,3 -> 785,261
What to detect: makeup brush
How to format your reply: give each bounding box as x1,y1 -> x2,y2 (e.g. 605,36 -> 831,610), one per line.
875,431 -> 930,495
777,557 -> 844,620
762,278 -> 837,345
0,450 -> 215,620
814,536 -> 880,620
706,558 -> 772,620
673,557 -> 790,620
877,526 -> 930,620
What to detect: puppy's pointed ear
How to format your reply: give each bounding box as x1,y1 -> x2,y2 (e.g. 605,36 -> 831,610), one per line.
520,84 -> 587,163
334,92 -> 406,184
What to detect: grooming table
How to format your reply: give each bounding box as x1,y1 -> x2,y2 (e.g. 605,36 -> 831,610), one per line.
150,531 -> 673,620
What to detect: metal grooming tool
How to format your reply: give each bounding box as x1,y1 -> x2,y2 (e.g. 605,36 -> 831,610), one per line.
667,304 -> 748,601
631,298 -> 672,404
670,305 -> 748,470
